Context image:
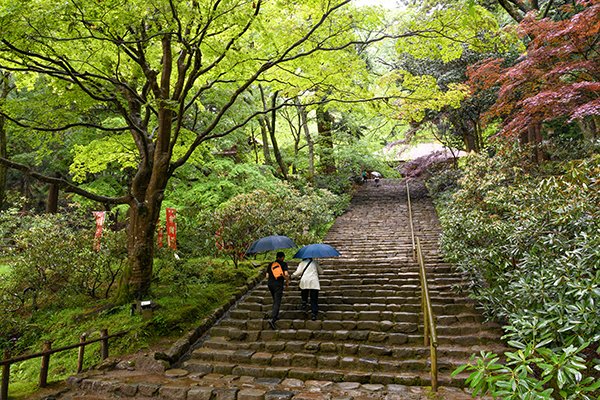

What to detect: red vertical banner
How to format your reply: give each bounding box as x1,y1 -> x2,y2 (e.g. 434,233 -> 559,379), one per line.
157,220 -> 164,248
93,211 -> 106,251
166,208 -> 177,250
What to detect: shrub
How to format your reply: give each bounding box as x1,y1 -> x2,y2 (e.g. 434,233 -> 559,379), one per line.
454,343 -> 600,400
430,146 -> 600,398
0,213 -> 127,351
207,185 -> 340,266
399,150 -> 458,179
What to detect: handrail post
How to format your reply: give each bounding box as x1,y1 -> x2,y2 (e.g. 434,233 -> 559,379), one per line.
417,239 -> 430,346
431,343 -> 438,392
1,349 -> 10,400
39,341 -> 51,388
406,181 -> 416,260
100,329 -> 109,360
416,237 -> 438,392
77,333 -> 87,373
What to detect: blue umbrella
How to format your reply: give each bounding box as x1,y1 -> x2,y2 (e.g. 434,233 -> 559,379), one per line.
246,235 -> 297,254
293,243 -> 341,259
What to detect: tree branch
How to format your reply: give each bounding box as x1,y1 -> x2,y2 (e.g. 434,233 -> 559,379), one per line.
0,111 -> 129,133
0,157 -> 131,204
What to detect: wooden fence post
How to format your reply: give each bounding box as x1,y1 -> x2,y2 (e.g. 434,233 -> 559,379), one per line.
100,329 -> 109,360
1,349 -> 10,400
39,341 -> 52,388
77,333 -> 87,373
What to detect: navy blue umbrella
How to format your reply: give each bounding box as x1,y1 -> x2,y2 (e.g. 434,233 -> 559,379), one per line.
246,235 -> 297,254
293,243 -> 341,259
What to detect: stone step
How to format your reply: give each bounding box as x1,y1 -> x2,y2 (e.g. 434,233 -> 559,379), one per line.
282,279 -> 468,288
231,308 -> 482,322
251,285 -> 470,298
64,371 -> 484,400
251,285 -> 470,296
201,337 -> 508,359
207,326 -> 504,347
238,298 -> 475,311
218,318 -> 502,336
239,302 -> 483,319
243,293 -> 474,305
239,296 -> 482,308
284,266 -> 454,272
181,359 -> 470,387
248,301 -> 470,312
188,349 -> 462,374
319,265 -> 451,271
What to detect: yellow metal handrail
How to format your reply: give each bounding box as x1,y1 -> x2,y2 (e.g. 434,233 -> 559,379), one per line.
406,181 -> 416,258
417,237 -> 438,391
406,181 -> 438,392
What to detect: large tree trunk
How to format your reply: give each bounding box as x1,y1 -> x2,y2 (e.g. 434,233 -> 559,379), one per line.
127,198 -> 161,299
259,86 -> 287,178
46,179 -> 59,213
258,116 -> 272,166
526,122 -> 545,163
267,92 -> 288,179
316,106 -> 336,174
579,116 -> 599,141
125,105 -> 173,298
0,113 -> 6,210
0,72 -> 11,209
463,131 -> 478,153
296,98 -> 314,181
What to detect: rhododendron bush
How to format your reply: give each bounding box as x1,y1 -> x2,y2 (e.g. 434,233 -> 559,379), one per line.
433,145 -> 600,398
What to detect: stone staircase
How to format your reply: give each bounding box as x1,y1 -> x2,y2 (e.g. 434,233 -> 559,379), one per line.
62,179 -> 505,399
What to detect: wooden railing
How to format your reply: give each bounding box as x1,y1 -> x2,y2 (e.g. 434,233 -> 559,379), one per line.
0,329 -> 127,400
406,181 -> 439,392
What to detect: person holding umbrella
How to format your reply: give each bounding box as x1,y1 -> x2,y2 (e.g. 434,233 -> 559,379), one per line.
266,251 -> 290,329
292,244 -> 339,321
246,235 -> 296,330
292,257 -> 324,321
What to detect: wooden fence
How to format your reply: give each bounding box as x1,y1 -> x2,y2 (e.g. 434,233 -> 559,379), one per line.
0,329 -> 127,400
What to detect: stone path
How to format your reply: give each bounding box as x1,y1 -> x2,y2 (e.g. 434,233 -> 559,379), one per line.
60,179 -> 505,399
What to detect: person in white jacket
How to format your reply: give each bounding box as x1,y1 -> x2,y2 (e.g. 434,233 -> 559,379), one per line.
292,258 -> 324,320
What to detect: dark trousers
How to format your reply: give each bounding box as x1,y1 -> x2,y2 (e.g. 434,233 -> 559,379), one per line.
301,289 -> 319,316
268,281 -> 284,322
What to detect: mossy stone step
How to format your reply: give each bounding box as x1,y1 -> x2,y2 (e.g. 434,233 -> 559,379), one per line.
181,359 -> 470,387
201,337 -> 507,360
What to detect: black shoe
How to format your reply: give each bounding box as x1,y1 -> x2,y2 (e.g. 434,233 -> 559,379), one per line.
311,314 -> 317,321
268,320 -> 277,330
300,303 -> 308,311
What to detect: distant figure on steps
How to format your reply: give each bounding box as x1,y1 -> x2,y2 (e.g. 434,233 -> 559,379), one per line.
371,171 -> 382,186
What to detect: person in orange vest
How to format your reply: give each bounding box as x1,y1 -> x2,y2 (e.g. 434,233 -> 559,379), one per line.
266,252 -> 290,329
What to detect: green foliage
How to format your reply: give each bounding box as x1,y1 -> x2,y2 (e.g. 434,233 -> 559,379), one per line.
399,3 -> 519,62
422,159 -> 463,196
153,255 -> 257,295
378,70 -> 470,123
432,144 -> 600,397
3,247 -> 262,398
160,158 -> 348,260
374,0 -> 523,126
70,132 -> 139,183
168,159 -> 282,212
0,263 -> 10,276
453,344 -> 600,399
208,185 -> 339,266
0,212 -> 127,352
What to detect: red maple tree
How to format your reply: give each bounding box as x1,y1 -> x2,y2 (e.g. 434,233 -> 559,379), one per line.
467,0 -> 599,145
